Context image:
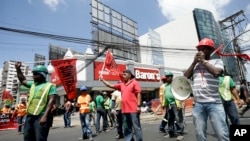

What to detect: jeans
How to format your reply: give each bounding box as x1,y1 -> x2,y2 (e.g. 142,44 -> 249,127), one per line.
192,103 -> 229,141
159,107 -> 169,131
168,104 -> 184,136
95,107 -> 107,132
89,112 -> 96,126
23,114 -> 52,141
105,109 -> 114,126
222,100 -> 240,125
63,112 -> 71,127
17,116 -> 26,133
116,110 -> 123,137
79,113 -> 92,139
123,113 -> 143,141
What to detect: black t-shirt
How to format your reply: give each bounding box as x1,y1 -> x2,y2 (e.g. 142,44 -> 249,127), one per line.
240,85 -> 248,101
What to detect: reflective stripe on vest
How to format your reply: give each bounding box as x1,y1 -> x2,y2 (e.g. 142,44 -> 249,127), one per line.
219,76 -> 232,101
27,83 -> 52,115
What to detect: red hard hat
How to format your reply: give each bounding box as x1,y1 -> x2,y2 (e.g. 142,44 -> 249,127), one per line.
196,38 -> 215,49
161,76 -> 166,80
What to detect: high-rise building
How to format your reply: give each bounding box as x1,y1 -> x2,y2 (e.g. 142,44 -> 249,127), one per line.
193,8 -> 239,77
1,61 -> 32,103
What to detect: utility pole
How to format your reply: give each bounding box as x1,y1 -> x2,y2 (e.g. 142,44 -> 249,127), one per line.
219,10 -> 246,82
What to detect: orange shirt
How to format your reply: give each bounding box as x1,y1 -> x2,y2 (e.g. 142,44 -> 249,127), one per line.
77,94 -> 91,114
14,103 -> 27,117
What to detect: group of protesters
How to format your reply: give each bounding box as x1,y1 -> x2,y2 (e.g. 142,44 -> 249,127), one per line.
6,38 -> 250,141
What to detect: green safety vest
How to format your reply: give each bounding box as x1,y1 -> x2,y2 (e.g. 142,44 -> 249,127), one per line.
219,76 -> 232,101
104,98 -> 111,110
27,83 -> 52,115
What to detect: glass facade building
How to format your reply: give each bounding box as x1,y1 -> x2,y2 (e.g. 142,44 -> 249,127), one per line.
193,8 -> 239,77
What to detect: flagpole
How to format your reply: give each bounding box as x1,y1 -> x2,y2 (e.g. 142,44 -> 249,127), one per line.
210,29 -> 250,57
100,50 -> 108,78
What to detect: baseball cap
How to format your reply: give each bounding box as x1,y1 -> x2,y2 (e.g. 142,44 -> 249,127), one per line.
123,69 -> 135,78
80,85 -> 88,91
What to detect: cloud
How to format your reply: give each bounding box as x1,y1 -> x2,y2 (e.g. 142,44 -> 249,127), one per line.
43,0 -> 65,11
246,4 -> 250,15
157,0 -> 231,21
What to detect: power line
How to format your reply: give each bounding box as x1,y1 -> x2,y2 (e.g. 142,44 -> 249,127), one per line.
0,26 -> 196,52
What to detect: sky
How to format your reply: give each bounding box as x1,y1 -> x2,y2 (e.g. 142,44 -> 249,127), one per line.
0,0 -> 250,79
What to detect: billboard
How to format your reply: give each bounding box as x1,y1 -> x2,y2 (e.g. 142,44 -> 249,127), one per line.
34,53 -> 45,67
48,45 -> 82,60
91,0 -> 140,62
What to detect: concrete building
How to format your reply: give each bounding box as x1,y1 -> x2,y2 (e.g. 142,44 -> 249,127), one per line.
0,61 -> 32,103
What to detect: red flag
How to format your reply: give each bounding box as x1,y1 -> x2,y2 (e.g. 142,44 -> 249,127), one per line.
104,50 -> 119,72
216,44 -> 250,60
101,50 -> 124,81
2,90 -> 13,101
51,58 -> 77,100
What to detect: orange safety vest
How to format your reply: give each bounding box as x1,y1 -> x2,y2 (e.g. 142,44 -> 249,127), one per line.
14,103 -> 27,117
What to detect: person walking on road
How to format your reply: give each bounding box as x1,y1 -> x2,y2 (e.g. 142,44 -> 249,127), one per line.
100,69 -> 143,141
158,75 -> 168,133
95,91 -> 108,133
219,71 -> 242,125
77,85 -> 93,141
111,90 -> 124,139
89,99 -> 96,127
15,62 -> 57,141
104,92 -> 115,128
184,38 -> 229,141
158,71 -> 185,141
63,99 -> 72,128
12,98 -> 27,134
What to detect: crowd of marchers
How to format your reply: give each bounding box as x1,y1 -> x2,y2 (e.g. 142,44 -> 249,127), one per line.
1,38 -> 249,141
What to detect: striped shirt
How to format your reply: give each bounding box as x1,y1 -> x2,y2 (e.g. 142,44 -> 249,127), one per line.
192,59 -> 224,103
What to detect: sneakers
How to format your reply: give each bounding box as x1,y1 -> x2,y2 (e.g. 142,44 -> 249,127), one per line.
115,134 -> 124,139
89,137 -> 93,141
164,134 -> 184,140
103,129 -> 110,132
176,135 -> 184,141
163,134 -> 175,139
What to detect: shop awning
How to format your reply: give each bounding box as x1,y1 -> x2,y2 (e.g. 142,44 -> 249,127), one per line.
91,87 -> 114,91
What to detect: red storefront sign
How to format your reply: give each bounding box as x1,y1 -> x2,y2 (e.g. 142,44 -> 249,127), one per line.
134,67 -> 160,82
94,62 -> 126,81
0,113 -> 18,130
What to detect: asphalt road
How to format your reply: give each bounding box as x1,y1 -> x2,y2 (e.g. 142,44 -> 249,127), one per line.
1,111 -> 250,141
